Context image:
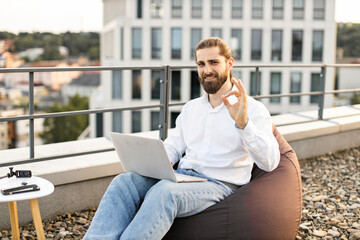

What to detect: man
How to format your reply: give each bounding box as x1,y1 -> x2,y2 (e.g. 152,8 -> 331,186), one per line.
84,37 -> 280,240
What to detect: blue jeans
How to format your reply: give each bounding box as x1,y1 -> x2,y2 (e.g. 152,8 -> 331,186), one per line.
83,169 -> 234,240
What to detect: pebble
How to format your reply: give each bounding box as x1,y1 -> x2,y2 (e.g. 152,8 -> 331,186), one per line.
0,147 -> 359,239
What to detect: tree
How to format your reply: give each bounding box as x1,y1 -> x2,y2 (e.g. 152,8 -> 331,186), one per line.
337,23 -> 360,58
351,94 -> 360,104
40,94 -> 89,144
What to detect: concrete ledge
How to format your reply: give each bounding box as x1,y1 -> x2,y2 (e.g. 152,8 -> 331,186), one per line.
0,105 -> 360,229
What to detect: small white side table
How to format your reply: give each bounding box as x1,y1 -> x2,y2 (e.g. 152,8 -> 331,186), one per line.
0,176 -> 54,240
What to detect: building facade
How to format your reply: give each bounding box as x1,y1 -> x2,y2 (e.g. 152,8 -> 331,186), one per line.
90,0 -> 336,137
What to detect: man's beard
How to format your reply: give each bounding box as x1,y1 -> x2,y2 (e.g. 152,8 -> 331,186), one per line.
199,67 -> 229,94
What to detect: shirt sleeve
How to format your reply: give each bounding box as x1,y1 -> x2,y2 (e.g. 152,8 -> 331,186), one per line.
163,111 -> 187,165
236,98 -> 280,172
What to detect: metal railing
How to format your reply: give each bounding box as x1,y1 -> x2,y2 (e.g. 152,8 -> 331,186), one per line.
0,63 -> 360,167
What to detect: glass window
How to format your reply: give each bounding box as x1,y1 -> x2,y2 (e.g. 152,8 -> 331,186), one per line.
151,111 -> 160,130
150,0 -> 163,18
272,0 -> 283,19
191,71 -> 201,99
312,30 -> 324,62
270,72 -> 281,103
171,28 -> 182,59
137,0 -> 142,18
232,0 -> 243,19
211,28 -> 222,38
112,111 -> 122,132
314,0 -> 325,20
132,28 -> 142,59
311,73 -> 321,104
112,70 -> 122,99
151,70 -> 163,99
171,71 -> 181,100
250,72 -> 262,96
191,28 -> 202,59
211,0 -> 222,19
251,29 -> 262,60
172,0 -> 182,18
231,29 -> 242,60
151,28 -> 162,59
132,70 -> 142,99
191,0 -> 202,18
292,30 -> 303,61
171,112 -> 180,128
293,0 -> 304,19
290,72 -> 302,103
271,30 -> 282,61
132,111 -> 142,133
252,0 -> 263,19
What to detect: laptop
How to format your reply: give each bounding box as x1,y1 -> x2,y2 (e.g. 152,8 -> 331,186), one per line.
109,132 -> 207,183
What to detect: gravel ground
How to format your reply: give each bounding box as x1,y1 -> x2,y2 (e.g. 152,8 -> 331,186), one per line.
0,146 -> 359,240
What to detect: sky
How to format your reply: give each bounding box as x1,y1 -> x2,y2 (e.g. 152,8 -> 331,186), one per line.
0,0 -> 360,33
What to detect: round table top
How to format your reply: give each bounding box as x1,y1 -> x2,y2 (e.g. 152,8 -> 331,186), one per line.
0,176 -> 54,202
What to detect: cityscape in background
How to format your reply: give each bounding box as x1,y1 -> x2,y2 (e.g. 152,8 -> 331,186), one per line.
0,0 -> 360,151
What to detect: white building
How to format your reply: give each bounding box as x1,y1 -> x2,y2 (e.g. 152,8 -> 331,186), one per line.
90,0 -> 336,137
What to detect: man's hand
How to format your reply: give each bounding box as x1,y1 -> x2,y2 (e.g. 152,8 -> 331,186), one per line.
221,78 -> 248,129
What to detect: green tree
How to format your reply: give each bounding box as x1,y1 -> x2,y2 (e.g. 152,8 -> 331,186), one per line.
40,94 -> 89,144
337,23 -> 360,58
41,34 -> 62,60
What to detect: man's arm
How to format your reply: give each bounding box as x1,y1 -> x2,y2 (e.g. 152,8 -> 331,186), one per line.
222,78 -> 280,172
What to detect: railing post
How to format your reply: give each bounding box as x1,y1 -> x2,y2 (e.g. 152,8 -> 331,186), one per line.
159,65 -> 170,140
255,67 -> 260,96
318,66 -> 326,120
29,72 -> 35,158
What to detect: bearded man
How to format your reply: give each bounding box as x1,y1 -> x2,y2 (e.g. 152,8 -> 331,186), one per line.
84,37 -> 280,240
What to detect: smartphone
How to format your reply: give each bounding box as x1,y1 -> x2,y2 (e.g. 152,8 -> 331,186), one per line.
1,184 -> 40,195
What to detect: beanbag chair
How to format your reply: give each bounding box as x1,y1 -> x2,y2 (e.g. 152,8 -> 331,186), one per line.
163,125 -> 303,240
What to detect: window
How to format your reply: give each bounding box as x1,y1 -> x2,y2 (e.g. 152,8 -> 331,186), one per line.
252,0 -> 263,19
250,72 -> 262,96
112,112 -> 122,132
293,0 -> 304,19
251,29 -> 262,60
272,0 -> 283,19
112,70 -> 122,99
132,28 -> 142,59
137,0 -> 142,18
172,0 -> 182,18
211,28 -> 222,38
231,29 -> 242,60
191,0 -> 202,18
312,30 -> 324,62
151,111 -> 160,130
310,73 -> 321,104
270,72 -> 281,103
151,70 -> 163,99
171,28 -> 182,59
292,30 -> 303,61
151,28 -> 162,59
171,112 -> 180,128
171,71 -> 181,100
132,70 -> 142,99
191,71 -> 201,99
233,70 -> 242,80
150,0 -> 163,18
211,0 -> 222,19
120,28 -> 124,60
191,28 -> 202,59
314,0 -> 325,20
232,0 -> 243,19
290,72 -> 302,103
132,111 -> 142,133
271,30 -> 282,61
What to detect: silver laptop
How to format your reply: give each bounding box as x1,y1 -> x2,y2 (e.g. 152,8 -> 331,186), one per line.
109,132 -> 207,183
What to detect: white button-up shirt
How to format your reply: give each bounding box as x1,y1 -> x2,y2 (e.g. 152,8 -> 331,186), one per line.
164,91 -> 280,186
